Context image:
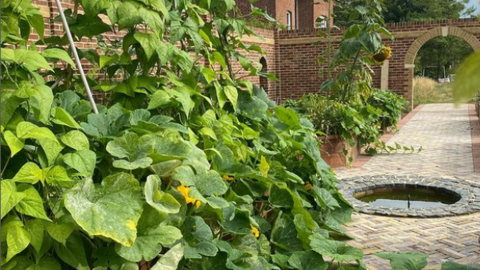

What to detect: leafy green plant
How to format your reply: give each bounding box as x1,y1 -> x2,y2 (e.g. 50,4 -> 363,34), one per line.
367,89 -> 407,130
320,0 -> 393,103
375,252 -> 480,270
1,0 -> 364,269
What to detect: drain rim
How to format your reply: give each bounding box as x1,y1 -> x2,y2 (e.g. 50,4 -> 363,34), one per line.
338,175 -> 480,218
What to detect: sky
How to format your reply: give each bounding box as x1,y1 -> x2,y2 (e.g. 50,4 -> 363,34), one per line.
467,0 -> 480,15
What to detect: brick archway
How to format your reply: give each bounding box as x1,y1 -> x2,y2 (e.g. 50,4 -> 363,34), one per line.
404,26 -> 480,66
401,26 -> 480,108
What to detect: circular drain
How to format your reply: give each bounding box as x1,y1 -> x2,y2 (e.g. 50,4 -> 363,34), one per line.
338,175 -> 480,217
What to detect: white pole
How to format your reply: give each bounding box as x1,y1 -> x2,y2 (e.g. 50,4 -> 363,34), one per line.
54,0 -> 99,114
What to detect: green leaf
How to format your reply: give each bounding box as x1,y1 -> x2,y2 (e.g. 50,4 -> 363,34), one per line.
375,252 -> 428,270
26,256 -> 61,270
45,166 -> 73,187
259,156 -> 270,177
441,261 -> 480,270
115,224 -> 182,262
60,130 -> 90,150
224,85 -> 238,110
28,13 -> 45,39
64,173 -> 143,246
30,85 -> 54,124
145,175 -> 181,214
148,90 -> 172,110
15,184 -> 51,221
275,107 -> 300,128
1,86 -> 23,126
4,131 -> 24,157
134,32 -> 160,60
1,181 -> 26,219
1,49 -> 52,71
106,132 -> 153,170
38,138 -> 64,167
55,232 -> 89,270
12,162 -> 43,184
150,135 -> 193,163
288,250 -> 329,270
117,2 -> 143,29
269,184 -> 293,208
63,149 -> 96,177
42,48 -> 75,66
52,107 -> 82,129
25,219 -> 44,253
140,8 -> 164,37
70,14 -> 111,39
453,52 -> 480,103
271,214 -> 304,252
172,87 -> 194,117
6,226 -> 31,261
16,122 -> 58,142
201,67 -> 216,83
45,218 -> 76,245
237,91 -> 268,121
310,233 -> 363,263
313,187 -> 340,210
151,243 -> 184,270
80,0 -> 111,18
172,166 -> 228,196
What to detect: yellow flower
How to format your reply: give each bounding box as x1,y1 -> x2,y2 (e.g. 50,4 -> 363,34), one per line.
251,225 -> 260,238
304,182 -> 314,191
223,174 -> 235,181
195,200 -> 202,209
176,185 -> 196,204
373,46 -> 392,63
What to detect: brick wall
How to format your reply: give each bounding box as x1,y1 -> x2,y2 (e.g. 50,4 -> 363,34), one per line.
273,18 -> 480,104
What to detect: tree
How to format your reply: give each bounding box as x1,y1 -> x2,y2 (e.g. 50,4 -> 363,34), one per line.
382,0 -> 474,22
415,37 -> 474,79
333,0 -> 475,26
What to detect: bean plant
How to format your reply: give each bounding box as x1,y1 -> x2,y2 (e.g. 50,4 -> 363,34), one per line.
1,0 -> 362,269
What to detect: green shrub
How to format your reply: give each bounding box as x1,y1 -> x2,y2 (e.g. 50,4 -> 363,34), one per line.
368,89 -> 408,130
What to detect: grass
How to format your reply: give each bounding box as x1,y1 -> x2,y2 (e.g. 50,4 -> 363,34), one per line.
413,77 -> 454,107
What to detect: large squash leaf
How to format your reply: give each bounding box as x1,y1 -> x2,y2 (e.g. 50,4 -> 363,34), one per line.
375,252 -> 428,270
151,243 -> 184,270
106,132 -> 153,170
115,214 -> 182,262
309,233 -> 363,263
172,165 -> 228,197
64,173 -> 143,246
144,175 -> 181,214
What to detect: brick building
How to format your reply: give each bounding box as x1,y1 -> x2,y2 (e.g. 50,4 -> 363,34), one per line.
236,0 -> 331,30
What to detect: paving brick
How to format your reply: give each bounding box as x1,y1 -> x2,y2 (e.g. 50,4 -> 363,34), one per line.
338,104 -> 480,269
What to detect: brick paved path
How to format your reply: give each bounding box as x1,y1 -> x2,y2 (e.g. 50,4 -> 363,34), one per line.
336,104 -> 480,269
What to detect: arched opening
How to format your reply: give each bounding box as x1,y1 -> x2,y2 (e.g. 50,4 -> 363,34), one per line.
259,57 -> 268,93
404,26 -> 480,108
286,11 -> 293,30
315,15 -> 328,29
413,36 -> 474,107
